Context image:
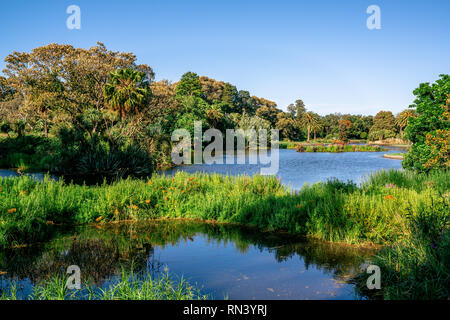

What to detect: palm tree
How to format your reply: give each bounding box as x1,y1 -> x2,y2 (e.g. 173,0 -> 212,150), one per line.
302,112 -> 318,142
104,68 -> 151,121
395,110 -> 414,137
311,119 -> 323,141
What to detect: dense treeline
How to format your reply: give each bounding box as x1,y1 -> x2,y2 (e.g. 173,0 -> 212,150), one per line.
0,43 -> 448,177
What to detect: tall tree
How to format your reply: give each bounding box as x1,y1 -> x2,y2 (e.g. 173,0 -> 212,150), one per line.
221,82 -> 238,112
104,68 -> 152,121
287,99 -> 306,121
338,119 -> 352,143
311,118 -> 323,141
396,109 -> 415,137
255,105 -> 280,127
302,111 -> 318,142
175,72 -> 203,98
3,42 -> 153,134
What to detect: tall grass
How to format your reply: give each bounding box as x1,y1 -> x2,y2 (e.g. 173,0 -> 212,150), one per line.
0,170 -> 448,247
0,270 -> 207,300
0,169 -> 448,299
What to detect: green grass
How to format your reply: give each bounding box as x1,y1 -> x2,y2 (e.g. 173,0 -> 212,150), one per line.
0,170 -> 448,247
278,140 -> 300,149
0,270 -> 207,300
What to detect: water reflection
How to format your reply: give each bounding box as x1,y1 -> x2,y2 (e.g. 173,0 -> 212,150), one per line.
0,220 -> 373,299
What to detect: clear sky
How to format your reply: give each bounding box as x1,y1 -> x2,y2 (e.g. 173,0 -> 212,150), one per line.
1,0 -> 449,115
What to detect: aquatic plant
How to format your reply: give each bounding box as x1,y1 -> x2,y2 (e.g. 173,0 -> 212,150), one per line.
0,270 -> 207,300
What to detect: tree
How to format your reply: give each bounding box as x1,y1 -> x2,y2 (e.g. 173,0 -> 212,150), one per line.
287,99 -> 306,121
104,68 -> 152,121
338,119 -> 352,143
236,90 -> 253,114
301,111 -> 318,142
205,104 -> 225,128
221,82 -> 238,112
175,72 -> 203,98
396,110 -> 415,138
368,111 -> 397,141
276,112 -> 300,140
311,118 -> 323,141
3,42 -> 154,134
0,76 -> 14,102
403,75 -> 450,172
255,105 -> 280,127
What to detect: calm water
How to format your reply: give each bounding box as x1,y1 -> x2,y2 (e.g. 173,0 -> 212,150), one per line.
0,221 -> 373,300
164,148 -> 405,190
0,148 -> 404,299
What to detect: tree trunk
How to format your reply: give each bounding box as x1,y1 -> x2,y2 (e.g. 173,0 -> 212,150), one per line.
44,118 -> 48,138
314,131 -> 317,141
307,125 -> 311,142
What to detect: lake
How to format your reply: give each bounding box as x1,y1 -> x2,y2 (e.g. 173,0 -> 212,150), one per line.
0,220 -> 373,300
163,148 -> 405,190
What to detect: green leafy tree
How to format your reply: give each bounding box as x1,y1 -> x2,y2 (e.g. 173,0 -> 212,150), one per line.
368,111 -> 397,141
287,99 -> 306,121
403,75 -> 450,172
396,110 -> 415,138
276,113 -> 300,140
104,68 -> 152,121
176,72 -> 203,98
255,105 -> 280,127
221,83 -> 239,112
311,118 -> 323,141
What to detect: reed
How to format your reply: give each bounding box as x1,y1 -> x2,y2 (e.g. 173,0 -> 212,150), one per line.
0,270 -> 207,300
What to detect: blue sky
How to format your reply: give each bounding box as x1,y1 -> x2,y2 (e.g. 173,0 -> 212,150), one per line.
1,0 -> 449,115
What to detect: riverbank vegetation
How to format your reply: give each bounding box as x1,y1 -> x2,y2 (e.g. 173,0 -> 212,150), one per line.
0,270 -> 207,300
1,169 -> 448,246
1,169 -> 448,300
295,143 -> 386,153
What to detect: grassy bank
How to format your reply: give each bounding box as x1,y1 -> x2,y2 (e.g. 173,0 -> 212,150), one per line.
0,169 -> 448,299
0,270 -> 207,300
1,170 -> 448,247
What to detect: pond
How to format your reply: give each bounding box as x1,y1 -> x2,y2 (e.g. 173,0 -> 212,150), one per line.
0,148 -> 405,190
164,148 -> 406,190
0,220 -> 373,300
0,147 -> 404,299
